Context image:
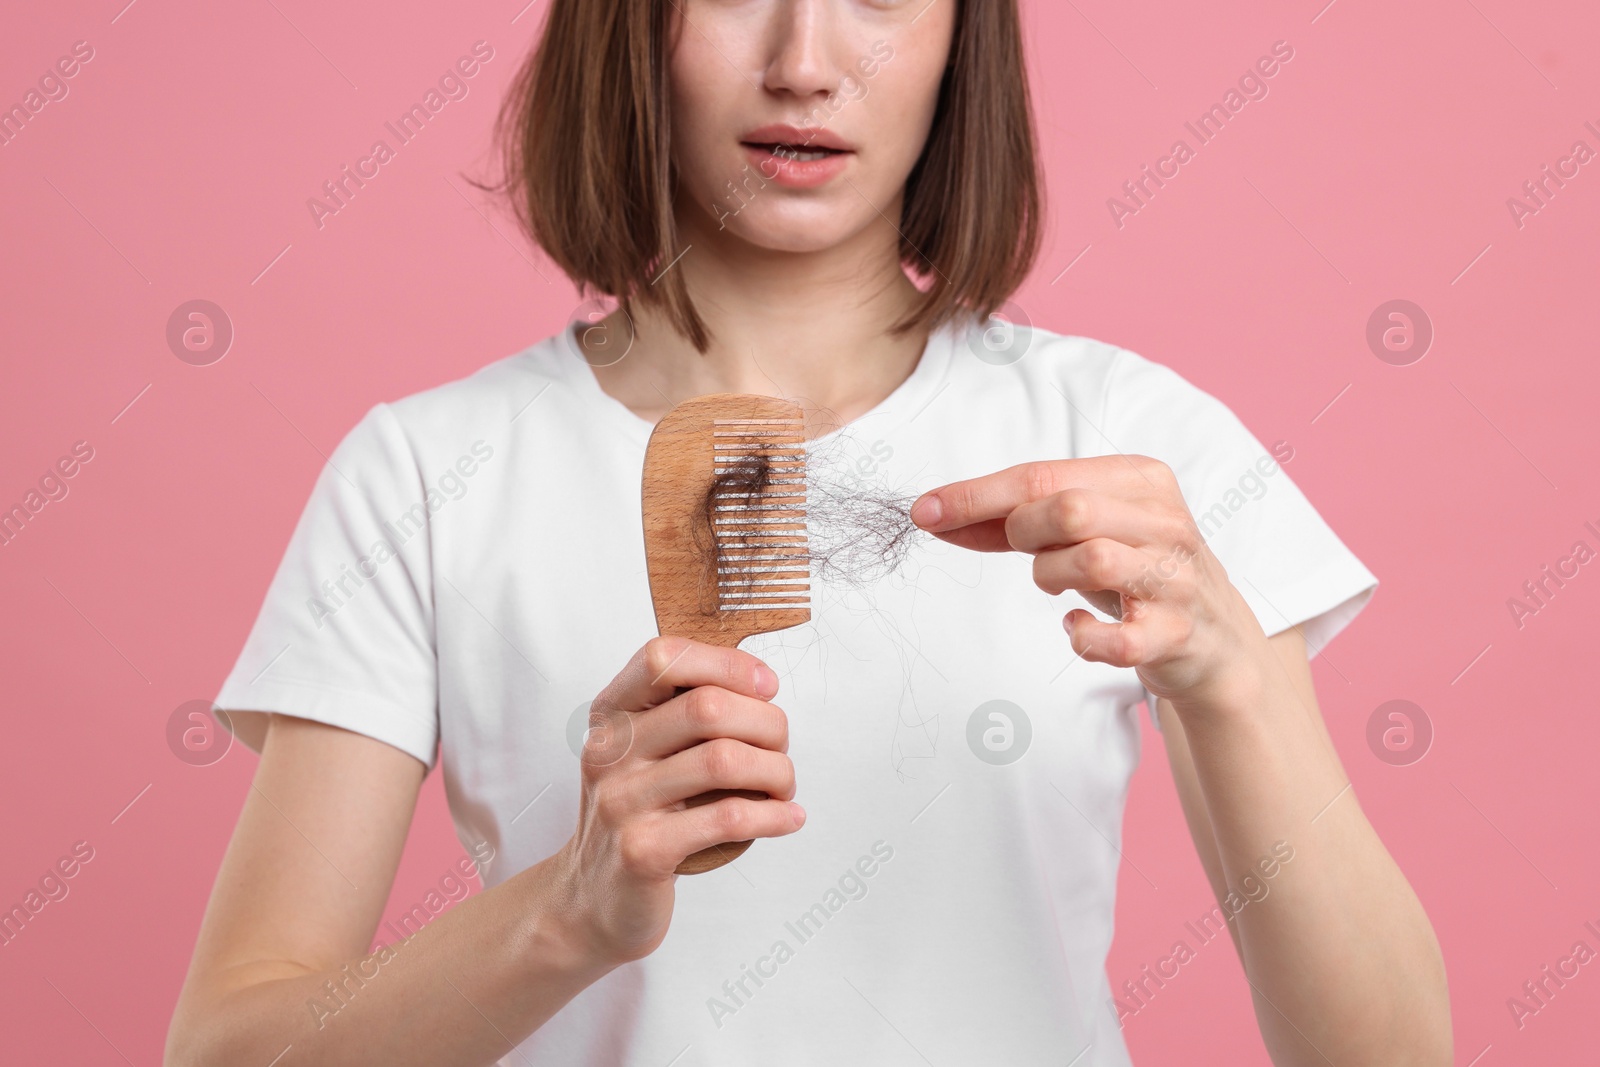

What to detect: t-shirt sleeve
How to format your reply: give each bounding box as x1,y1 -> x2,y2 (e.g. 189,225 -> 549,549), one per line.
212,402 -> 440,767
1096,348 -> 1379,732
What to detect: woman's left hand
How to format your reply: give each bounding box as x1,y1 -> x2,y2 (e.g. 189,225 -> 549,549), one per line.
910,457 -> 1269,711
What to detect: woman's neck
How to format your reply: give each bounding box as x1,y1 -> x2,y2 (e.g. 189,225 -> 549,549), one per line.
584,203 -> 933,434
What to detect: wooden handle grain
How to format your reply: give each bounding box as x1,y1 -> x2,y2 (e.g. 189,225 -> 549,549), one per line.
642,394 -> 812,876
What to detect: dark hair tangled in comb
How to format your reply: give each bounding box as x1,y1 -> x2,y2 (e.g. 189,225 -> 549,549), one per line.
698,446 -> 926,607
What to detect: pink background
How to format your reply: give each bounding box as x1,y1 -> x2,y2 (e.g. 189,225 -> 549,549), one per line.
2,0 -> 1596,1062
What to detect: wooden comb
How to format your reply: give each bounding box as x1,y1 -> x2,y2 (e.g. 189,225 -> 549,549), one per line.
642,393 -> 812,874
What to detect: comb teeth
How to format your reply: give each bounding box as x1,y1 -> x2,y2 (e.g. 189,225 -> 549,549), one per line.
711,417 -> 810,612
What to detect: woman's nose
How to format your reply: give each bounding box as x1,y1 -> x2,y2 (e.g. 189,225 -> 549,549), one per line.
761,0 -> 844,99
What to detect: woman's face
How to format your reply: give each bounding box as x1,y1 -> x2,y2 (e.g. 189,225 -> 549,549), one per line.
668,0 -> 957,255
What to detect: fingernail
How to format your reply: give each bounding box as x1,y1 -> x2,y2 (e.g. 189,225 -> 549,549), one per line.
789,802 -> 807,828
910,494 -> 943,528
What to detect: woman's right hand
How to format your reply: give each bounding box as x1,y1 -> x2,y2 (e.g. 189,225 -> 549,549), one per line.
550,636 -> 805,967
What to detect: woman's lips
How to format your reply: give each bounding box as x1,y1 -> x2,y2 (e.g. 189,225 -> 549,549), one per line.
740,142 -> 853,189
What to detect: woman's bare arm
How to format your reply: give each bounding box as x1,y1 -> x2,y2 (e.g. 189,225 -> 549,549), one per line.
1158,629 -> 1451,1065
163,712 -> 607,1066
166,637 -> 804,1067
909,460 -> 1450,1064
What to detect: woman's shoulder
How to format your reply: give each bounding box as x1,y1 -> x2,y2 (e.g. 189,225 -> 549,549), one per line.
320,330 -> 581,473
381,331 -> 576,434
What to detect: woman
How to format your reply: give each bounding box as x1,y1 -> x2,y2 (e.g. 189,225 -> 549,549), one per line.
166,1 -> 1451,1064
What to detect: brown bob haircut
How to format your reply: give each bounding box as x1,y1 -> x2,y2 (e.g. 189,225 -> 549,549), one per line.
485,0 -> 1042,352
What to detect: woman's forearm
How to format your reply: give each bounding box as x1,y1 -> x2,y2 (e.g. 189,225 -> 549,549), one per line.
169,641 -> 804,1067
1172,649 -> 1451,1066
167,848 -> 610,1067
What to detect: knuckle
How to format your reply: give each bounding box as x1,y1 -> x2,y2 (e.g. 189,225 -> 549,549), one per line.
1166,514 -> 1199,554
1131,454 -> 1170,482
687,687 -> 725,731
1081,541 -> 1117,584
701,737 -> 743,781
642,635 -> 686,680
1054,489 -> 1091,531
713,801 -> 752,841
616,828 -> 655,874
592,784 -> 627,825
581,706 -> 634,767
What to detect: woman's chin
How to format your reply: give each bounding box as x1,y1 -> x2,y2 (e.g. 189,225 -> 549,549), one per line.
712,213 -> 872,258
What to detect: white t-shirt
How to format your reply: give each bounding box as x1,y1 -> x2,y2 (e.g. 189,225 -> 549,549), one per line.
214,317 -> 1377,1066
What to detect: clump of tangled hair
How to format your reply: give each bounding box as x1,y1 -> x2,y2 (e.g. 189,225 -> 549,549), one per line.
695,444 -> 928,601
